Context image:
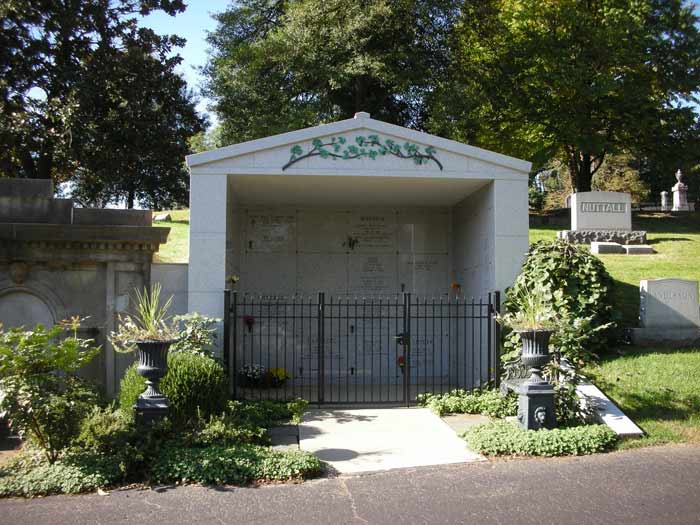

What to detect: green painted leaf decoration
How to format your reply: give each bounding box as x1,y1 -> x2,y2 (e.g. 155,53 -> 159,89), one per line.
291,145 -> 303,156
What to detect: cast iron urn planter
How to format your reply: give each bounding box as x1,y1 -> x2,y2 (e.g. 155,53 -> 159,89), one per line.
518,329 -> 554,384
515,329 -> 557,431
134,340 -> 172,425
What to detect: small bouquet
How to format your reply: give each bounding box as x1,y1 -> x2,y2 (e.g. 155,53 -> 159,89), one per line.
238,364 -> 266,386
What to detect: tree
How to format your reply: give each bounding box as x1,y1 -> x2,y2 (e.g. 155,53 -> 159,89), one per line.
204,0 -> 461,144
0,0 -> 204,208
441,0 -> 700,192
69,44 -> 203,209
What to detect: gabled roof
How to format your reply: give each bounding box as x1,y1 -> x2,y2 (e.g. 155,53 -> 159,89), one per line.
186,112 -> 532,173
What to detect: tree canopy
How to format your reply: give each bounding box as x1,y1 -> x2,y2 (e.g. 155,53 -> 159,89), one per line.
204,0 -> 461,144
0,0 -> 204,208
205,0 -> 700,196
434,0 -> 700,192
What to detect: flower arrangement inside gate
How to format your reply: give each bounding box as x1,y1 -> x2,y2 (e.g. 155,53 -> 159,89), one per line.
238,364 -> 265,386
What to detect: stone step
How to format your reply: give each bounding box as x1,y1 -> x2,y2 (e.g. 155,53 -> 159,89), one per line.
591,241 -> 625,254
623,244 -> 654,255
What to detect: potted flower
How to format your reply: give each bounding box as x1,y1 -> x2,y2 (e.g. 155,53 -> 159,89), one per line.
263,367 -> 290,388
109,284 -> 177,423
496,285 -> 558,384
238,364 -> 266,387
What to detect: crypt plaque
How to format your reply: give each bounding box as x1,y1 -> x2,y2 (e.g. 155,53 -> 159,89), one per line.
246,211 -> 296,253
349,255 -> 397,295
348,212 -> 396,253
399,254 -> 448,295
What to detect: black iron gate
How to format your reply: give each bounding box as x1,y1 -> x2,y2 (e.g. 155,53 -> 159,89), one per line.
223,291 -> 501,406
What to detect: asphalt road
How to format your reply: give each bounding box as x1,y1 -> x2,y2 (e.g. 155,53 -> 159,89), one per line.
2,445 -> 700,524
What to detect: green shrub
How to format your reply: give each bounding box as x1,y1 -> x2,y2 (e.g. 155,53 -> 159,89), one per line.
171,313 -> 219,358
192,413 -> 268,446
0,321 -> 102,463
0,449 -> 125,497
463,420 -> 618,457
76,406 -> 137,454
119,351 -> 227,424
150,444 -> 322,485
418,389 -> 518,418
503,239 -> 618,366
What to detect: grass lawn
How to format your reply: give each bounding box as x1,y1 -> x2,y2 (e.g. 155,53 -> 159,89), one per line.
152,209 -> 190,263
586,347 -> 700,448
530,212 -> 700,325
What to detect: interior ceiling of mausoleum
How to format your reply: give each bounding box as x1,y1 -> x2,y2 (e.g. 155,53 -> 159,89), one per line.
228,175 -> 489,208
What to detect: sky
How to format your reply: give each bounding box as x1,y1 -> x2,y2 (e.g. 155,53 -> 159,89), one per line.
140,1 -> 231,123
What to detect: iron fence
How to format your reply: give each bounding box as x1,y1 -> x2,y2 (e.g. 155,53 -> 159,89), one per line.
223,291 -> 501,406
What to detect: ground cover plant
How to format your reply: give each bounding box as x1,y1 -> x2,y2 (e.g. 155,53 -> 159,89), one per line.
586,347 -> 700,448
463,420 -> 618,457
418,389 -> 518,418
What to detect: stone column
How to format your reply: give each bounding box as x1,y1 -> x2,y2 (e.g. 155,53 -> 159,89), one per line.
672,170 -> 689,211
661,191 -> 670,212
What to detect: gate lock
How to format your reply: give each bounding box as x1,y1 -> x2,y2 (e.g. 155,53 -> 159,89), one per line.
393,332 -> 409,347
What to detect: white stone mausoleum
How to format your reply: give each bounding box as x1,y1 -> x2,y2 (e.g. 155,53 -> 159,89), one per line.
186,113 -> 531,320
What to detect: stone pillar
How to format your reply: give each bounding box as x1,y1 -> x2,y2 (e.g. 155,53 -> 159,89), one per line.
661,191 -> 670,212
672,170 -> 689,211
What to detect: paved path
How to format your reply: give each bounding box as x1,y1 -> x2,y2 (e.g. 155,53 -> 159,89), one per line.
3,445 -> 699,524
299,408 -> 483,473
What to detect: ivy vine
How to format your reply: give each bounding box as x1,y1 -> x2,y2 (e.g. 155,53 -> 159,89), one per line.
282,134 -> 443,171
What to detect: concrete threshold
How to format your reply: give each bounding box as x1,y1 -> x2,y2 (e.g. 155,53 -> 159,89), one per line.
299,407 -> 484,474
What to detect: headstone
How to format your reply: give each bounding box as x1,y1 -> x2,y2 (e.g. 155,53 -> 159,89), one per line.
557,191 -> 647,245
571,191 -> 631,231
672,169 -> 690,211
660,191 -> 670,212
153,213 -> 172,222
640,279 -> 700,328
590,242 -> 625,254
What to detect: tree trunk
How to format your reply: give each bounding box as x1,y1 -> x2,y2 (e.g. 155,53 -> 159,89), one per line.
567,150 -> 593,193
127,188 -> 135,209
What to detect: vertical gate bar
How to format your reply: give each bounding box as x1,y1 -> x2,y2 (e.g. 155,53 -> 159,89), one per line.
447,294 -> 452,391
317,292 -> 325,406
308,296 -> 313,403
440,296 -> 444,394
275,297 -> 279,402
292,296 -> 296,400
261,297 -> 265,401
493,291 -> 501,388
346,298 -> 350,404
362,298 -> 367,403
431,297 -> 435,397
370,298 -> 374,403
487,292 -> 492,387
423,296 -> 427,397
232,292 -> 238,399
455,296 -> 459,392
224,290 -> 231,395
471,297 -> 476,389
405,293 -> 411,407
386,297 -> 391,402
354,297 -> 358,404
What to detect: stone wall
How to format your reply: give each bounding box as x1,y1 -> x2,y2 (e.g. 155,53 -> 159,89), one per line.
0,179 -> 169,396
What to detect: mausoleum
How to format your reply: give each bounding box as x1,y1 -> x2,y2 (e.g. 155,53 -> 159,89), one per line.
186,112 -> 530,317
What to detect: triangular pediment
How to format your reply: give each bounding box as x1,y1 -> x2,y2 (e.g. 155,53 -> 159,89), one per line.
187,114 -> 531,175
